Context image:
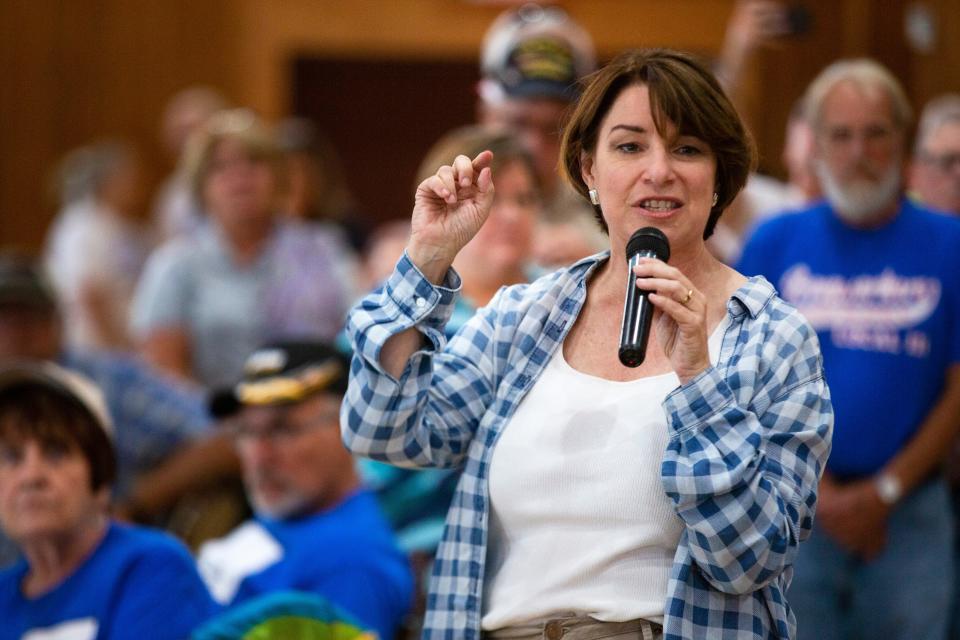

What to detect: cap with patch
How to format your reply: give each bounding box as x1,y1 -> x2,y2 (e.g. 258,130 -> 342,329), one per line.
0,361 -> 113,439
210,341 -> 350,419
0,253 -> 58,310
480,4 -> 596,103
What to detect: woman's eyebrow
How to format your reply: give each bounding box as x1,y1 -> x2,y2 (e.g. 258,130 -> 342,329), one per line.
609,124 -> 647,134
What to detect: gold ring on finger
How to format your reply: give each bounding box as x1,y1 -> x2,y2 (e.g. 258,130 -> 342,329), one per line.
680,289 -> 693,306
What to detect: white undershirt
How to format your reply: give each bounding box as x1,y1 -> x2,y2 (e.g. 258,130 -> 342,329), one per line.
482,317 -> 729,630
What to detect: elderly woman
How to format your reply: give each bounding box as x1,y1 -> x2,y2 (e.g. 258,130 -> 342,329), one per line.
341,49 -> 833,640
131,109 -> 356,389
0,362 -> 215,637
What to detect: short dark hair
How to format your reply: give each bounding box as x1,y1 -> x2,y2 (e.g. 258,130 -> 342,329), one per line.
0,383 -> 116,491
560,48 -> 756,239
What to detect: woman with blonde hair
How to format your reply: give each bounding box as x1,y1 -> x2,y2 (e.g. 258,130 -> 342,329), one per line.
131,109 -> 355,389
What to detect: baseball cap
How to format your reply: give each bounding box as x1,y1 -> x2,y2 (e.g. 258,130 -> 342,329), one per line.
0,253 -> 58,310
0,361 -> 113,439
480,3 -> 596,103
210,341 -> 350,419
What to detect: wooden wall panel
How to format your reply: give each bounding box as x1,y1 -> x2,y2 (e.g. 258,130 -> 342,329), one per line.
234,0 -> 734,118
3,1 -> 960,251
292,57 -> 480,226
906,0 -> 960,115
0,0 -> 240,251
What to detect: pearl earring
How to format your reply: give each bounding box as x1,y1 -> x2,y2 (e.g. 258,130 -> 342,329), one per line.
712,193 -> 719,207
589,189 -> 600,205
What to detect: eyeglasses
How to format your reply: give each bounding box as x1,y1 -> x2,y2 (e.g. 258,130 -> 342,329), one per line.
821,124 -> 896,149
919,151 -> 960,173
231,408 -> 339,444
232,422 -> 311,443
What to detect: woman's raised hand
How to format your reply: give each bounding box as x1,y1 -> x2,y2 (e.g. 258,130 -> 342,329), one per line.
407,151 -> 495,283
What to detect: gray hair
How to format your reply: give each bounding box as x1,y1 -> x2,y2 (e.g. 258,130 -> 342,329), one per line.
55,141 -> 134,205
803,58 -> 913,132
914,93 -> 960,154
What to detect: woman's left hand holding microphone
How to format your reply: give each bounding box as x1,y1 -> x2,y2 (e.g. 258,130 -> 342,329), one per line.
633,259 -> 711,384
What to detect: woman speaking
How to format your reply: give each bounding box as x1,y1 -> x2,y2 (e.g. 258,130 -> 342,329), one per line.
341,49 -> 832,640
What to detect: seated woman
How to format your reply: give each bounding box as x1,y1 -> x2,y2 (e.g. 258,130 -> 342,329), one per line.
131,109 -> 356,390
0,362 -> 216,639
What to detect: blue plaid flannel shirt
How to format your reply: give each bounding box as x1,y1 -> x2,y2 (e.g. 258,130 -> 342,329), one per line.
342,252 -> 833,640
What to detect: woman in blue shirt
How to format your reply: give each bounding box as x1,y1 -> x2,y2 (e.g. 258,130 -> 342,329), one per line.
0,362 -> 216,639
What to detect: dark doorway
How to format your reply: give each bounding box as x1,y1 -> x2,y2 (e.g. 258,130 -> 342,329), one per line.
292,56 -> 479,242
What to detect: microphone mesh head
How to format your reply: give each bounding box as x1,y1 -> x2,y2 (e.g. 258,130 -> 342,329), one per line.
625,227 -> 670,262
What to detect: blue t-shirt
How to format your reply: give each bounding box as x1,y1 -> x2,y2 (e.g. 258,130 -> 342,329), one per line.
737,199 -> 960,477
0,522 -> 216,639
198,490 -> 413,640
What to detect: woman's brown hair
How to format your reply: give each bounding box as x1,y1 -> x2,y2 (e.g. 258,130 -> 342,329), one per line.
561,48 -> 756,239
0,383 -> 116,491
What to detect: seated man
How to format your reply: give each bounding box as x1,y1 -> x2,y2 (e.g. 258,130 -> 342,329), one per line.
0,362 -> 216,638
197,341 -> 413,640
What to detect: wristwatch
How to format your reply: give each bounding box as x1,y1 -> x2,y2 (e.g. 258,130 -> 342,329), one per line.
874,472 -> 903,506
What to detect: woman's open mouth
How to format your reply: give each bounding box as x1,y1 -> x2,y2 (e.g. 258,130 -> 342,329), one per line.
635,198 -> 681,217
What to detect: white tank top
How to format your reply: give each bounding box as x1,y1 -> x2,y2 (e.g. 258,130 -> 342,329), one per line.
481,317 -> 729,629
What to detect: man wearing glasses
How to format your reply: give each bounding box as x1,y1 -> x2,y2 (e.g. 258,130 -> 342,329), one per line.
196,341 -> 413,640
910,94 -> 960,216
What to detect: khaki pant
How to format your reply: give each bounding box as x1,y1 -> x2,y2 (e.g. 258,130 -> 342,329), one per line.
484,615 -> 663,640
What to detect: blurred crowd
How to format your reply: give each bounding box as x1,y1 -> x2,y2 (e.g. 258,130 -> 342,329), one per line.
1,1 -> 960,638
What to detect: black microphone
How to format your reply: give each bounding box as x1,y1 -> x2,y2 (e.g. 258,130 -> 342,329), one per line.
619,227 -> 670,367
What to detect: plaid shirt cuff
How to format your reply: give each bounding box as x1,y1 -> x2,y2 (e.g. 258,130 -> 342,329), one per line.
352,251 -> 462,366
390,250 -> 460,326
663,365 -> 736,439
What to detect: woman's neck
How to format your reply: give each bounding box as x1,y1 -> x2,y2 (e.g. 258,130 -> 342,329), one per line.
21,514 -> 108,598
220,219 -> 274,265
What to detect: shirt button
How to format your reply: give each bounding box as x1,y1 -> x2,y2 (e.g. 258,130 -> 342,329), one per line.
544,621 -> 564,640
415,297 -> 427,308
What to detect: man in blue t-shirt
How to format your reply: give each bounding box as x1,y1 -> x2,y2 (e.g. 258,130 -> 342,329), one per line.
738,59 -> 960,640
197,341 -> 413,640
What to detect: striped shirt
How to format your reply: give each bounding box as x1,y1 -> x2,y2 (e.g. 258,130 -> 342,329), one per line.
341,252 -> 833,640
